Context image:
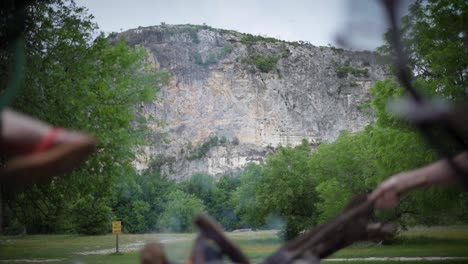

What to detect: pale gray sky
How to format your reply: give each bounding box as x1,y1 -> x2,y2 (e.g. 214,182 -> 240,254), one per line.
75,0 -> 409,50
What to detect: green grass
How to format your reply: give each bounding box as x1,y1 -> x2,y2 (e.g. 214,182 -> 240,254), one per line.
0,233 -> 195,263
326,262 -> 468,264
1,227 -> 468,263
401,225 -> 468,239
330,239 -> 468,258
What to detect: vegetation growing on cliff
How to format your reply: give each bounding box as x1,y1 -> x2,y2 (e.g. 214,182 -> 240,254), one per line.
187,135 -> 230,160
241,55 -> 280,73
240,33 -> 303,47
334,60 -> 370,78
193,44 -> 233,65
158,23 -> 216,44
188,27 -> 200,44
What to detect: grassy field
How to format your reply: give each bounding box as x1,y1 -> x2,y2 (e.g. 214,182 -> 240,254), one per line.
0,226 -> 467,263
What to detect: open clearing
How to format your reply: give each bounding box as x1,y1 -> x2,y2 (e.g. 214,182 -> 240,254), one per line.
0,226 -> 467,264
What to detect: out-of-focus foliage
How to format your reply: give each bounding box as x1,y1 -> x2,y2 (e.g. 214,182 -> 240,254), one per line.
158,190 -> 205,232
233,163 -> 264,227
0,0 -> 168,234
379,0 -> 468,99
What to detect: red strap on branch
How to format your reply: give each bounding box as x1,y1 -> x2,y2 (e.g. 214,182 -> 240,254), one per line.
34,128 -> 62,153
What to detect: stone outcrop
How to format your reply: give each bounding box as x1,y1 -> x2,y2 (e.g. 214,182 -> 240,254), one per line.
118,24 -> 388,180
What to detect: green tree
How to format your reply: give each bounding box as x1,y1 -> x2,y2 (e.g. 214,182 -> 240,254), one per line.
180,173 -> 217,206
124,200 -> 151,233
111,162 -> 176,233
309,126 -> 438,225
71,194 -> 112,235
1,0 -> 168,234
180,172 -> 243,231
369,80 -> 406,129
233,163 -> 264,227
135,171 -> 176,231
315,178 -> 352,224
211,175 -> 241,230
380,0 -> 468,98
256,142 -> 316,240
309,130 -> 374,224
158,190 -> 205,232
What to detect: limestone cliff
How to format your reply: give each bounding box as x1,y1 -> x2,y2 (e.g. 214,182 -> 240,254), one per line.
118,24 -> 388,180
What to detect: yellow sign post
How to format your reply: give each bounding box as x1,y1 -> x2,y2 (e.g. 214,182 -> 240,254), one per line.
112,221 -> 122,253
112,221 -> 122,234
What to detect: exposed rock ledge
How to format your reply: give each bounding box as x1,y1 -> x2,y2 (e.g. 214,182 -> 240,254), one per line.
118,24 -> 388,180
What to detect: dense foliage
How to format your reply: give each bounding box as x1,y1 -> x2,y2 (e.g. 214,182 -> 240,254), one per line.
0,0 -> 168,234
192,44 -> 233,66
256,142 -> 317,240
187,136 -> 226,160
240,33 -> 303,47
241,55 -> 279,73
335,64 -> 369,78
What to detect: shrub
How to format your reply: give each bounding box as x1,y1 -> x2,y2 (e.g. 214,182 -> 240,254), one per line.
231,137 -> 240,145
209,135 -> 219,145
192,45 -> 233,66
335,65 -> 369,78
188,28 -> 200,44
221,44 -> 233,55
255,56 -> 279,72
193,53 -> 203,64
241,56 -> 279,73
220,136 -> 227,144
240,33 -> 302,48
3,219 -> 25,235
241,34 -> 279,45
187,136 -> 220,160
205,53 -> 218,64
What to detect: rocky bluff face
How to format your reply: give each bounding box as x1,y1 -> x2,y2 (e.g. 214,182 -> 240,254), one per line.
119,24 -> 388,181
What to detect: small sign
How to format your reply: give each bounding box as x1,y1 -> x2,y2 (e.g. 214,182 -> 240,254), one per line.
112,221 -> 122,234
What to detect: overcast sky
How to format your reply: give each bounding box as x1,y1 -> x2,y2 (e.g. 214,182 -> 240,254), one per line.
75,0 -> 408,50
